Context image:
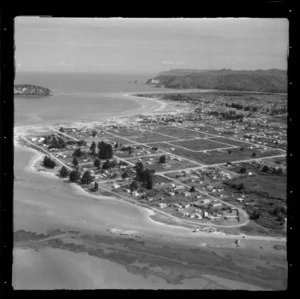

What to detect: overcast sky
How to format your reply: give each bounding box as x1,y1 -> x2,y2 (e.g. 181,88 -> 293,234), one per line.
15,17 -> 288,74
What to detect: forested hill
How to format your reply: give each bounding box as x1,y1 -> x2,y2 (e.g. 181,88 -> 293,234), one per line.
14,84 -> 52,96
147,69 -> 287,93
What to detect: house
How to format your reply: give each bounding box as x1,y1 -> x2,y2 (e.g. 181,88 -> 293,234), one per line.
181,203 -> 190,208
173,203 -> 182,208
112,183 -> 120,189
158,203 -> 167,208
203,211 -> 209,218
236,198 -> 244,202
168,192 -> 175,196
132,191 -> 139,197
201,199 -> 210,204
195,213 -> 202,219
183,191 -> 191,197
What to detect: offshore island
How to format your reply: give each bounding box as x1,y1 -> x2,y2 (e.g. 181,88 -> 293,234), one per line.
14,70 -> 287,290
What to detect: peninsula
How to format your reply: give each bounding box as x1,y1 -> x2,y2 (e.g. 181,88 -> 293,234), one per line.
14,84 -> 52,96
147,69 -> 287,93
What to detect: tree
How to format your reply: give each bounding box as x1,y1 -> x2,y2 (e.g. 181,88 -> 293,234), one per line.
240,147 -> 244,151
159,155 -> 166,164
190,186 -> 196,192
73,157 -> 79,167
239,167 -> 246,174
122,171 -> 129,180
77,139 -> 87,146
73,148 -> 83,157
59,166 -> 69,178
93,182 -> 99,191
43,156 -> 56,169
98,141 -> 113,159
114,142 -> 119,149
134,161 -> 144,178
228,149 -> 232,154
92,130 -> 97,137
237,183 -> 245,191
130,180 -> 138,191
69,169 -> 81,183
250,209 -> 260,220
90,141 -> 96,155
146,176 -> 153,190
81,171 -> 94,185
94,158 -> 101,170
252,152 -> 257,157
102,159 -> 110,169
262,165 -> 269,172
59,127 -> 64,132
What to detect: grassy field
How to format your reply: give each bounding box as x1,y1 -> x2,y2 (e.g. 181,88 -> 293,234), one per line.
208,137 -> 256,148
126,131 -> 178,143
169,138 -> 236,151
154,126 -> 207,139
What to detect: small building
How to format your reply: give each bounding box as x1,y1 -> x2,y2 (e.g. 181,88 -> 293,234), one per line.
236,198 -> 244,202
158,203 -> 167,208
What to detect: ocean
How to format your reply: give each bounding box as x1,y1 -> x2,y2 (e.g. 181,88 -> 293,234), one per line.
14,72 -> 170,126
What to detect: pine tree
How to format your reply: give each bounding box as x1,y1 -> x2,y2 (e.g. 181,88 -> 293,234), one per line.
69,169 -> 81,183
59,166 -> 69,178
81,171 -> 94,185
93,182 -> 99,191
73,157 -> 79,167
159,155 -> 166,164
94,158 -> 101,170
43,156 -> 56,168
130,180 -> 138,191
90,141 -> 96,155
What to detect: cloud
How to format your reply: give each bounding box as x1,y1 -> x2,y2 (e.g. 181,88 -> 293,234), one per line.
161,61 -> 184,65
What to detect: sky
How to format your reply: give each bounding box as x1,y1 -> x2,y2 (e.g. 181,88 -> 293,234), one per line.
15,17 -> 289,74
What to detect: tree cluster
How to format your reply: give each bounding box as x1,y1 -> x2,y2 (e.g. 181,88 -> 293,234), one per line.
43,135 -> 66,149
102,159 -> 118,169
134,162 -> 155,189
77,139 -> 87,146
43,156 -> 56,168
98,141 -> 113,159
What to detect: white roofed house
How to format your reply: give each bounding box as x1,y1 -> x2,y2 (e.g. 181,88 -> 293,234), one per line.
158,203 -> 167,208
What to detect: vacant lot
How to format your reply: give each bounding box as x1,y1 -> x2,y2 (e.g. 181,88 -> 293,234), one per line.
127,131 -> 178,143
169,138 -> 236,151
154,126 -> 207,139
208,137 -> 254,148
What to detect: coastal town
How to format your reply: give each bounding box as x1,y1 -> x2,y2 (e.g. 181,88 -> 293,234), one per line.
19,90 -> 287,237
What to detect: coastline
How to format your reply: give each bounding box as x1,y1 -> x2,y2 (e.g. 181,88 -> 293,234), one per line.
14,95 -> 286,242
13,89 -> 287,290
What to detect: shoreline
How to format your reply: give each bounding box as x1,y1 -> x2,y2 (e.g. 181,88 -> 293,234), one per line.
15,124 -> 286,243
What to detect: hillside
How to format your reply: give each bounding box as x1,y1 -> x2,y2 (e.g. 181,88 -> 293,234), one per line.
147,69 -> 287,93
14,84 -> 52,96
